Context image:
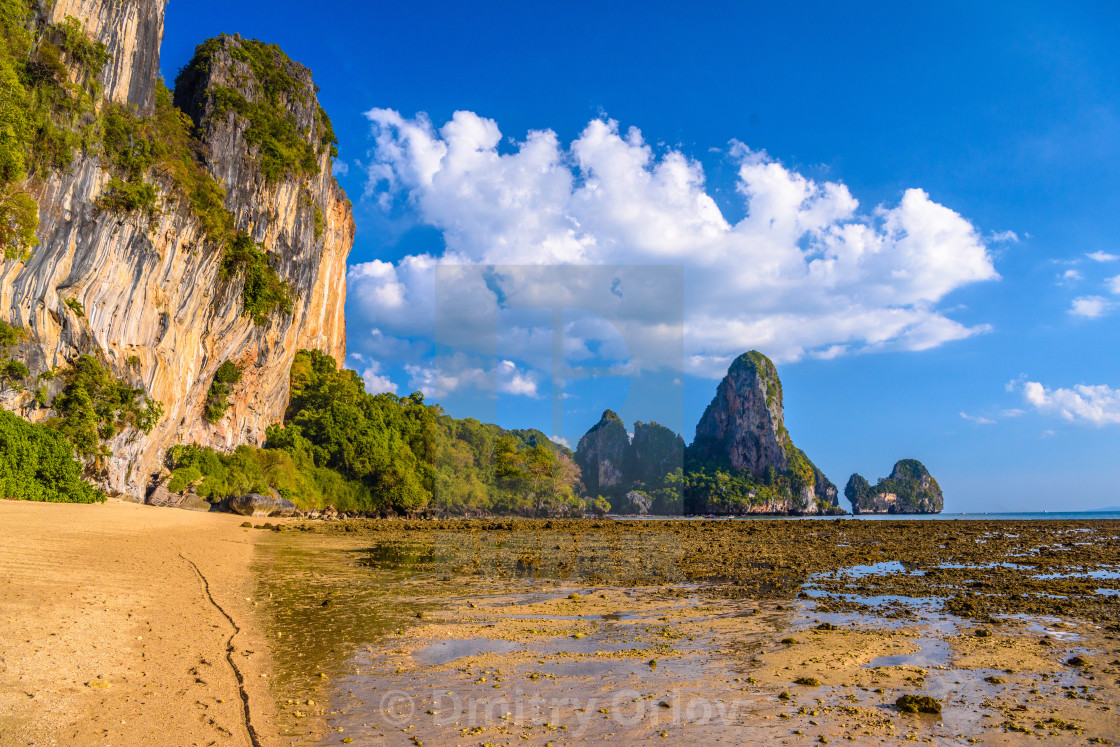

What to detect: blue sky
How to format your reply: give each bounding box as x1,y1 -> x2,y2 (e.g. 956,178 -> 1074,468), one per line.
161,1 -> 1120,511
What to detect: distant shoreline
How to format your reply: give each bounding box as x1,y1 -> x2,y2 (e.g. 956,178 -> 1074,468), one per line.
612,510 -> 1120,521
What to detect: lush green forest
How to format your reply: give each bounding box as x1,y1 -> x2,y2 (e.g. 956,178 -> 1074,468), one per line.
0,409 -> 102,502
679,461 -> 824,514
164,350 -> 584,516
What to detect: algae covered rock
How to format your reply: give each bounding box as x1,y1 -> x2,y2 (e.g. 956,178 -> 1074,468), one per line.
895,694 -> 942,714
845,459 -> 943,514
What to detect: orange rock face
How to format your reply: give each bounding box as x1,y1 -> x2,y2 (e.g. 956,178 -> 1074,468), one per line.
0,6 -> 353,498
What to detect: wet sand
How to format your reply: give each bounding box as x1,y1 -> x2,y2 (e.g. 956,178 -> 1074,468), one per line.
254,519 -> 1120,745
0,500 -> 278,747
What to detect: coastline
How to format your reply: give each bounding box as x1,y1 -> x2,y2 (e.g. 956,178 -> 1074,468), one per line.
0,500 -> 278,746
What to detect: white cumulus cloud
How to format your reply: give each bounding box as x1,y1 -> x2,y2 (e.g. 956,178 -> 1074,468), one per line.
350,110 -> 999,389
1018,380 -> 1120,426
1069,295 -> 1113,318
404,355 -> 541,400
347,353 -> 398,395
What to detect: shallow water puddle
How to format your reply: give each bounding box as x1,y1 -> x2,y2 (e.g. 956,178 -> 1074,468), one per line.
863,637 -> 952,668
415,637 -> 520,665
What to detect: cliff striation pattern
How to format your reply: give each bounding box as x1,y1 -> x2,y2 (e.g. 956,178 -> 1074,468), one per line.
0,2 -> 352,499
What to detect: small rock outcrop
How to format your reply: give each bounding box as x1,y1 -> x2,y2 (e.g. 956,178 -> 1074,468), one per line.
618,490 -> 653,515
686,351 -> 839,515
228,493 -> 297,517
845,459 -> 943,514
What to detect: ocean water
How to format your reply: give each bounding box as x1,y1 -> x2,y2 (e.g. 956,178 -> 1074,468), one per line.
619,511 -> 1120,521
833,511 -> 1120,521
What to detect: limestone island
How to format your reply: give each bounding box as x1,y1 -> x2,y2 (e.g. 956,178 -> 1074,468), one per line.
845,459 -> 944,514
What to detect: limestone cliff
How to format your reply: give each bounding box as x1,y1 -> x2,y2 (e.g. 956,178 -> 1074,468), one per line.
0,4 -> 352,498
48,0 -> 164,115
846,459 -> 943,514
574,410 -> 629,497
629,421 -> 684,489
574,413 -> 684,512
688,351 -> 839,514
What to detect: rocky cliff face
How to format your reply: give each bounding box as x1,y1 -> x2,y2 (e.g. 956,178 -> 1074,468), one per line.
688,351 -> 838,514
574,410 -> 630,497
48,0 -> 164,114
845,459 -> 943,514
629,421 -> 684,488
692,351 -> 789,476
574,413 -> 684,512
0,5 -> 352,498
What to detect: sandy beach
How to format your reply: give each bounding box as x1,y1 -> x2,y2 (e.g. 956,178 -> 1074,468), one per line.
0,500 -> 276,747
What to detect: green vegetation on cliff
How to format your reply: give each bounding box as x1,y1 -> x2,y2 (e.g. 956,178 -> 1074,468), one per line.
679,461 -> 836,515
0,318 -> 28,388
47,355 -> 163,461
203,360 -> 241,423
0,410 -> 103,503
0,1 -> 108,259
175,35 -> 337,182
0,1 -> 238,257
220,232 -> 292,325
97,83 -> 234,241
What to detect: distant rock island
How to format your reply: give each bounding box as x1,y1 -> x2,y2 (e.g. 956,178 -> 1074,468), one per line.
575,351 -> 844,516
845,459 -> 944,514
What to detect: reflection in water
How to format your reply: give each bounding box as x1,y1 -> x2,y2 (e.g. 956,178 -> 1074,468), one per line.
415,638 -> 520,665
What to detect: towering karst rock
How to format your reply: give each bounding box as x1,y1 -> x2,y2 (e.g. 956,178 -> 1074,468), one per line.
688,351 -> 839,514
574,410 -> 630,498
845,459 -> 943,514
574,413 -> 684,513
0,3 -> 352,498
629,420 -> 685,488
